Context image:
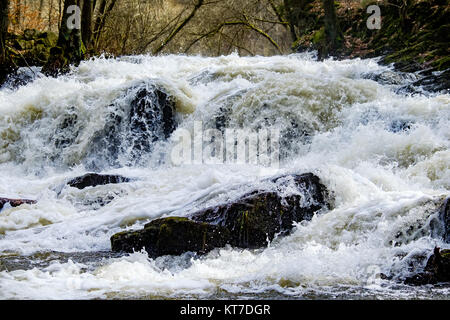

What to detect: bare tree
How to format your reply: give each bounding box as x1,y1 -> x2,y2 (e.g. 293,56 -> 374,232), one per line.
153,0 -> 204,54
0,0 -> 8,62
320,0 -> 343,58
43,0 -> 84,76
93,0 -> 117,49
81,0 -> 93,49
0,0 -> 14,85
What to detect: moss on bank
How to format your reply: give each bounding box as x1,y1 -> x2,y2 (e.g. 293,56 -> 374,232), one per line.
294,0 -> 449,72
1,0 -> 448,82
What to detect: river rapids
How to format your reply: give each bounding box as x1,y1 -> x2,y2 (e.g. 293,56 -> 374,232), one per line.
0,53 -> 449,299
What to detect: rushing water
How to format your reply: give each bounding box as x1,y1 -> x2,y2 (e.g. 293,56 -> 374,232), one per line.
0,53 -> 449,299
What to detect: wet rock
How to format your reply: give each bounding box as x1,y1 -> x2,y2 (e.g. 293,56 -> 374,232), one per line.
0,197 -> 37,210
440,197 -> 450,243
404,247 -> 450,285
391,61 -> 424,74
111,217 -> 231,257
388,119 -> 413,133
66,173 -> 131,189
191,173 -> 329,248
364,70 -> 406,85
7,30 -> 58,69
127,83 -> 177,155
111,173 -> 331,255
54,110 -> 79,150
412,69 -> 450,94
0,250 -> 123,272
1,66 -> 39,90
87,81 -> 177,168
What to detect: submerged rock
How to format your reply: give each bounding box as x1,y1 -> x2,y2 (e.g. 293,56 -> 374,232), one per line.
440,197 -> 450,243
404,247 -> 450,285
388,119 -> 413,133
66,173 -> 131,189
127,82 -> 177,154
412,69 -> 450,94
87,81 -> 177,168
0,197 -> 37,210
111,173 -> 331,256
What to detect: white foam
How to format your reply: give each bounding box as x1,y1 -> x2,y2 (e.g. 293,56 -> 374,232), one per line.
0,53 -> 449,299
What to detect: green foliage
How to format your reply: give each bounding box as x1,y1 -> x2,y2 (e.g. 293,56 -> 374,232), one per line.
312,27 -> 325,44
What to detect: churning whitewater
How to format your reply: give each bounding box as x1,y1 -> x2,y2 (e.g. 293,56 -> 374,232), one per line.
0,53 -> 449,299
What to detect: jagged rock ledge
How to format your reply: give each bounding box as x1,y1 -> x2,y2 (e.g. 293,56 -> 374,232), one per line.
0,197 -> 37,210
405,247 -> 450,286
404,197 -> 450,285
111,173 -> 332,257
66,173 -> 132,190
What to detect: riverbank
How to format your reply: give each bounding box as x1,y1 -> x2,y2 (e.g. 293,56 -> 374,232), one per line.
1,0 -> 448,90
294,0 -> 449,73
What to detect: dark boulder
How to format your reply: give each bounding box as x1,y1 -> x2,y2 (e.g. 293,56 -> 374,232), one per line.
67,173 -> 131,189
6,30 -> 57,70
190,173 -> 329,248
111,217 -> 231,256
127,83 -> 177,156
87,81 -> 177,168
412,69 -> 450,94
0,197 -> 37,210
404,247 -> 450,285
111,173 -> 331,256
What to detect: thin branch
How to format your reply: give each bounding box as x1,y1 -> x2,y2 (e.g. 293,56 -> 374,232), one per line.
134,10 -> 185,53
153,0 -> 204,54
268,0 -> 288,29
184,19 -> 282,54
252,17 -> 289,25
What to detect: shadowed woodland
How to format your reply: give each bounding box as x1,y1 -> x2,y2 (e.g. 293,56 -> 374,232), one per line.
0,0 -> 449,83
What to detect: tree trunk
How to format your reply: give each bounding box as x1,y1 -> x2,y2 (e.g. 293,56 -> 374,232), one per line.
283,0 -> 298,41
0,0 -> 8,62
43,0 -> 85,76
81,0 -> 93,49
93,0 -> 106,38
93,0 -> 117,49
0,0 -> 15,85
38,0 -> 45,20
320,0 -> 343,58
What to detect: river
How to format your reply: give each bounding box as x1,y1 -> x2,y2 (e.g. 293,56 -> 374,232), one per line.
0,53 -> 449,299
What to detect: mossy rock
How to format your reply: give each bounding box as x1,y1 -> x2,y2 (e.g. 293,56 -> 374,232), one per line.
41,46 -> 69,77
111,217 -> 231,256
111,173 -> 331,256
37,31 -> 58,48
191,173 -> 330,248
